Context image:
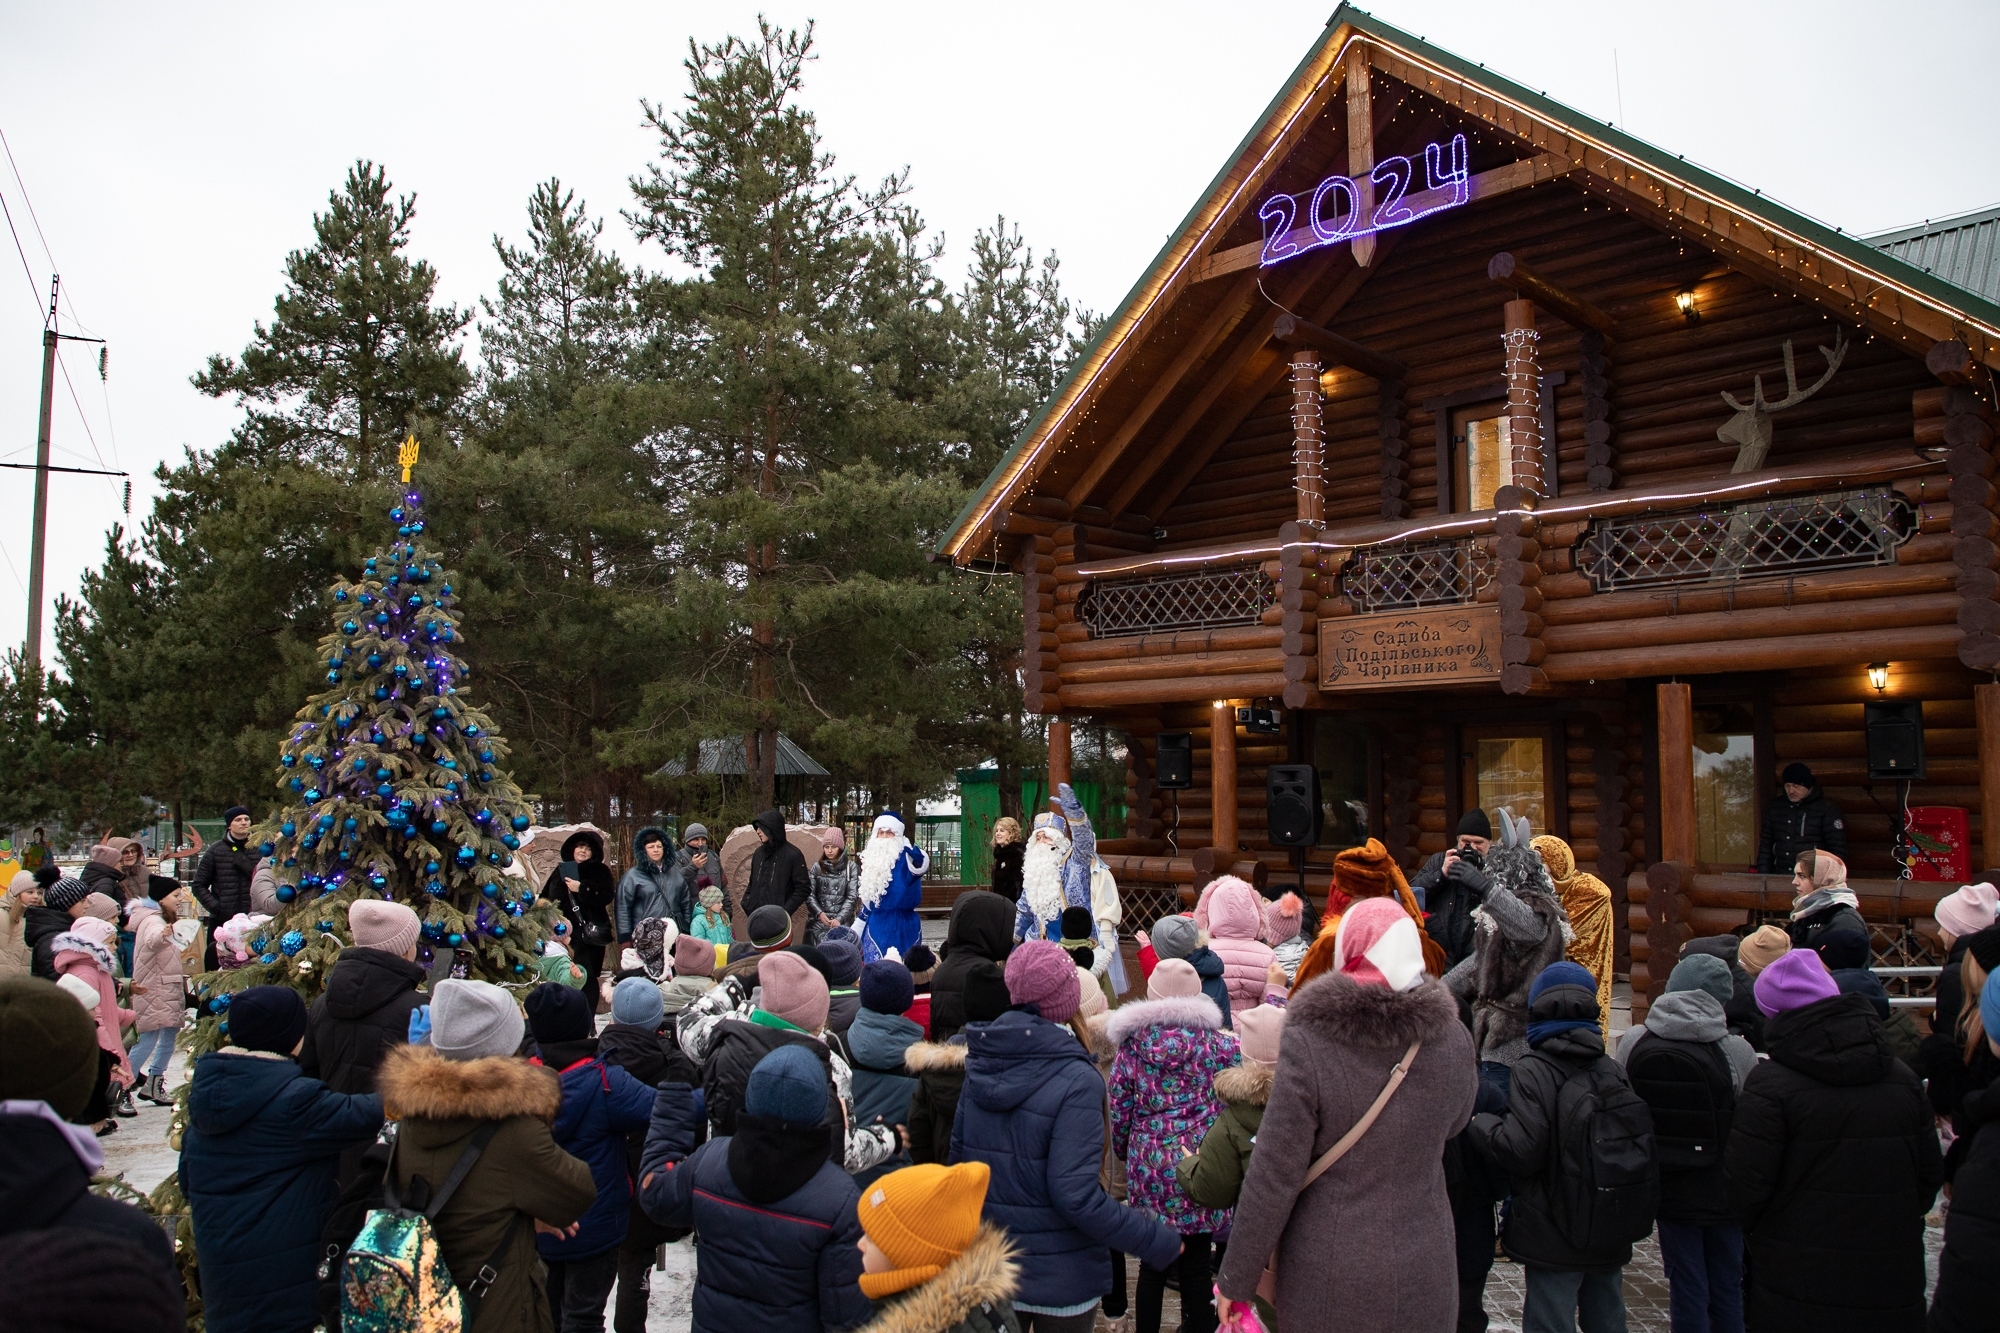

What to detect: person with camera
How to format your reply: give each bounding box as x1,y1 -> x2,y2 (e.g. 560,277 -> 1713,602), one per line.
1412,810 -> 1494,972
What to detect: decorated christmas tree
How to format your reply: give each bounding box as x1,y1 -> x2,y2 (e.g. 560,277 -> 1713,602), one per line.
182,443 -> 570,1062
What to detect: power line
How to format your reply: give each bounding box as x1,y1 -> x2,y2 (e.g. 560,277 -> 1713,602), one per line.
0,192 -> 42,316
0,125 -> 89,335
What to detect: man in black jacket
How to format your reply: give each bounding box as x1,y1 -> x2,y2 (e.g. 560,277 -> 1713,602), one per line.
741,808 -> 810,929
1413,808 -> 1494,971
1756,762 -> 1846,873
191,806 -> 262,969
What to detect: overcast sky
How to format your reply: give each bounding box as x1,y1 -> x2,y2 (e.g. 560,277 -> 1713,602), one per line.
3,0 -> 1996,670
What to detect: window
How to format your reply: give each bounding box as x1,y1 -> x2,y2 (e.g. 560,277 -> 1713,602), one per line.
1312,715 -> 1371,851
1693,703 -> 1757,868
1462,729 -> 1548,832
1452,405 -> 1512,513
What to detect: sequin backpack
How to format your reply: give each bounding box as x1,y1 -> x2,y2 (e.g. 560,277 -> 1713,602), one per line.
340,1122 -> 519,1332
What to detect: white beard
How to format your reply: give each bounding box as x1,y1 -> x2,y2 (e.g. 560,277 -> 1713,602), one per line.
1022,835 -> 1070,927
857,835 -> 906,911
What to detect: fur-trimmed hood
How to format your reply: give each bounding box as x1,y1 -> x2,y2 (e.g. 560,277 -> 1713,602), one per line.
1104,993 -> 1225,1046
1290,973 -> 1459,1048
377,1043 -> 562,1124
858,1224 -> 1020,1333
903,1039 -> 968,1074
1213,1058 -> 1273,1106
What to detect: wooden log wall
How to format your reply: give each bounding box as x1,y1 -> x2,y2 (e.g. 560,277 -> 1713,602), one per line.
1580,331 -> 1615,491
1494,486 -> 1544,694
1921,345 -> 2000,672
1379,377 -> 1410,520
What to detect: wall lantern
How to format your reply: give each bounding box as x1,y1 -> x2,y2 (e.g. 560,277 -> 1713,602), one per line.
1674,287 -> 1701,325
1868,662 -> 1890,694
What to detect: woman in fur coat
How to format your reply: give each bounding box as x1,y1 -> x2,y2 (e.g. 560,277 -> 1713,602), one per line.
1214,898 -> 1477,1333
1109,958 -> 1240,1333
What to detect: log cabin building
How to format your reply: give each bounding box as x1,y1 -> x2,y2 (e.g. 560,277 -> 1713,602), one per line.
934,7 -> 2000,1013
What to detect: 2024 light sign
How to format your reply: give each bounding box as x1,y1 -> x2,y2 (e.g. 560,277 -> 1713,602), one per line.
1258,133 -> 1470,267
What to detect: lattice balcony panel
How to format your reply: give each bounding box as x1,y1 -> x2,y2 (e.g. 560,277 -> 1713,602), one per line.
1578,488 -> 1913,592
1341,539 -> 1495,613
1076,563 -> 1278,638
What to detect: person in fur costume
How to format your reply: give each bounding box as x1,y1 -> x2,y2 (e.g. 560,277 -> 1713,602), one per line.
858,813 -> 929,963
1265,893 -> 1307,985
1289,838 -> 1443,995
1013,783 -> 1096,946
1442,809 -> 1571,1088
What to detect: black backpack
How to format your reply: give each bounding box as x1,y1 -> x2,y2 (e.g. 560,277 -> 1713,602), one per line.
1546,1056 -> 1660,1249
1623,1033 -> 1735,1170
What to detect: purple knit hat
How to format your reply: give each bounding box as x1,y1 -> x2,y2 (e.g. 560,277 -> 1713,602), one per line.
1005,939 -> 1081,1023
1754,947 -> 1840,1018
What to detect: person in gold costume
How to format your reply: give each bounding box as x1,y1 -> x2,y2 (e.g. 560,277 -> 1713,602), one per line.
1532,835 -> 1614,1037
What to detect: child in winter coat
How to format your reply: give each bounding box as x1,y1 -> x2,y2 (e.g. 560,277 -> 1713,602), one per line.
1108,958 -> 1239,1333
690,880 -> 733,946
1176,1003 -> 1284,1211
124,881 -> 188,1106
1196,876 -> 1274,1019
905,968 -> 1011,1165
524,983 -> 658,1330
641,1044 -> 873,1333
848,961 -> 924,1186
600,976 -> 700,1333
663,935 -> 717,1016
1264,893 -> 1306,986
1139,914 -> 1231,1028
179,986 -> 385,1333
854,1162 -> 1022,1333
50,915 -> 134,1128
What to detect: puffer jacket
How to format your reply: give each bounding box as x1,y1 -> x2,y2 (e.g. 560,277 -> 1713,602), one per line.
1616,988 -> 1755,1225
53,936 -> 132,1084
126,901 -> 185,1033
742,809 -> 811,919
950,1010 -> 1178,1310
1182,946 -> 1233,1029
1106,994 -> 1238,1234
806,850 -> 861,945
1726,992 -> 1942,1333
179,1049 -> 384,1333
299,946 -> 429,1094
849,1005 -> 924,1132
1831,967 -> 1925,1068
23,903 -> 70,980
1200,880 -> 1274,1018
1790,894 -> 1866,952
596,1022 -> 699,1253
906,1037 -> 969,1166
80,848 -> 127,905
1757,782 -> 1847,872
617,826 -> 688,941
931,891 -> 1014,1042
855,1224 -> 1022,1333
1930,1080 -> 2000,1333
536,1050 -> 655,1262
1175,1058 -> 1271,1211
700,1014 -> 846,1165
191,835 -> 261,923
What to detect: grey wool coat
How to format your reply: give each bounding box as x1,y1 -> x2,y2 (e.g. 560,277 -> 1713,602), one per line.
1215,974 -> 1476,1332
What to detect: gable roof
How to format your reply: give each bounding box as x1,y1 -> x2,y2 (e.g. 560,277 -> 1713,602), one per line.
1870,205 -> 2000,305
937,4 -> 2000,565
654,733 -> 829,778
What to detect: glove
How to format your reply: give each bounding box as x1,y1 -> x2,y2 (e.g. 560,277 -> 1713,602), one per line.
1445,857 -> 1490,897
408,1004 -> 432,1046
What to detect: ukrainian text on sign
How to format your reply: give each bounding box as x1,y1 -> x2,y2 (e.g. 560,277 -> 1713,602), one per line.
1319,603 -> 1501,690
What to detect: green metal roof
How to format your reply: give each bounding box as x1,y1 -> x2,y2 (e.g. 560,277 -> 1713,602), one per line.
1870,205 -> 2000,305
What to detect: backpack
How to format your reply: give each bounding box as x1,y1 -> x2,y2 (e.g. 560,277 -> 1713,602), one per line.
339,1122 -> 519,1332
317,1140 -> 393,1331
1546,1056 -> 1659,1249
1622,1032 -> 1735,1170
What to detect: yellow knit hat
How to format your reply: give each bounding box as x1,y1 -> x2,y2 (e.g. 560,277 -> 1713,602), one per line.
855,1162 -> 990,1300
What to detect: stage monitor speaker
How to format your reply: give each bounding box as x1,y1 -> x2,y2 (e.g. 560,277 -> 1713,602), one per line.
1863,700 -> 1926,782
1156,732 -> 1194,790
1267,763 -> 1321,847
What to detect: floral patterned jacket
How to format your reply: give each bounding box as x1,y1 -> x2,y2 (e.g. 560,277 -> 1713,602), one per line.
1107,993 -> 1240,1234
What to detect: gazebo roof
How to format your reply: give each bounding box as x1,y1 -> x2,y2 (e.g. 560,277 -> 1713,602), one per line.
655,733 -> 831,778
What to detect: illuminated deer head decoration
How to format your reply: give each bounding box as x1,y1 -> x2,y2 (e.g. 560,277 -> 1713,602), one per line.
1718,329 -> 1849,473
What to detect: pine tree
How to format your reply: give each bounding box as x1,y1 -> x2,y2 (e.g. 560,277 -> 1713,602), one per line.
182,476 -> 568,1064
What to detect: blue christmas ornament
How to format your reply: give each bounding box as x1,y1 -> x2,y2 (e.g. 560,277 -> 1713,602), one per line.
281,821 -> 296,836
305,788 -> 322,802
289,777 -> 304,791
474,808 -> 492,824
317,919 -> 335,933
478,750 -> 494,764
308,754 -> 325,769
342,619 -> 358,635
408,594 -> 424,609
282,754 -> 296,768
490,924 -> 504,937
553,921 -> 569,936
430,820 -> 447,836
509,814 -> 529,831
486,850 -> 503,865
455,846 -> 477,866
426,880 -> 443,895
374,613 -> 390,626
394,663 -> 408,676
446,932 -> 464,947
318,814 -> 334,829
514,963 -> 525,974
260,953 -> 277,965
376,767 -> 392,779
335,588 -> 348,602
376,784 -> 393,799
326,671 -> 341,684
259,841 -> 275,856
502,834 -> 519,850
367,653 -> 383,668
433,707 -> 450,720
343,817 -> 358,831
425,860 -> 440,874
280,931 -> 306,956
481,882 -> 498,897
276,884 -> 297,903
441,759 -> 458,770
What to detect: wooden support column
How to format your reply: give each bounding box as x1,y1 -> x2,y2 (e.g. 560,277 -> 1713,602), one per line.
1279,521 -> 1323,710
1980,684 -> 2000,872
1656,683 -> 1698,865
1290,350 -> 1325,525
1210,699 -> 1239,855
1047,717 -> 1073,793
1345,47 -> 1375,268
1495,486 -> 1545,695
1503,298 -> 1545,498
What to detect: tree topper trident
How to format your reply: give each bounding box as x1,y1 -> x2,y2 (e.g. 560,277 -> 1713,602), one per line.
399,433 -> 421,482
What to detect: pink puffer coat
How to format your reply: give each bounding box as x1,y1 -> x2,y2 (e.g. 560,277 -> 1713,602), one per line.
128,904 -> 185,1033
53,937 -> 134,1083
1202,877 -> 1276,1018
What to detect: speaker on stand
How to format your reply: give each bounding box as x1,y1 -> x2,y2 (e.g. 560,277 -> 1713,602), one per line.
1268,763 -> 1320,899
1863,701 -> 1925,876
1157,732 -> 1192,857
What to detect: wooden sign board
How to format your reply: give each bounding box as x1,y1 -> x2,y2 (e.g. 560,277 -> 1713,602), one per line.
1320,605 -> 1502,690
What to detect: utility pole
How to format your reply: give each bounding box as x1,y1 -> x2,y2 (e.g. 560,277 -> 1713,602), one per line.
23,279 -> 57,676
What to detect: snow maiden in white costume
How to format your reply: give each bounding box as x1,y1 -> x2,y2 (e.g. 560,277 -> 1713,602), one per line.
855,812 -> 927,962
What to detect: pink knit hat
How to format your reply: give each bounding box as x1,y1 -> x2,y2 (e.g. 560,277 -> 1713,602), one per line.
68,916 -> 117,948
1235,1004 -> 1286,1066
672,934 -> 717,978
1754,948 -> 1840,1018
1334,897 -> 1426,992
1148,957 -> 1202,1000
349,900 -> 421,956
1076,966 -> 1108,1018
1936,883 -> 2000,940
759,951 -> 831,1032
822,826 -> 846,850
1005,939 -> 1081,1023
80,893 -> 120,924
1264,892 -> 1304,945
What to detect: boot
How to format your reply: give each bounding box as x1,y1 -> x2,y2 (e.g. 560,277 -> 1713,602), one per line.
139,1073 -> 172,1106
114,1086 -> 138,1117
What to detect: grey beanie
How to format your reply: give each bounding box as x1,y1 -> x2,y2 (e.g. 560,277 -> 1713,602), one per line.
429,979 -> 525,1061
683,823 -> 710,843
1152,914 -> 1200,961
1666,953 -> 1734,1006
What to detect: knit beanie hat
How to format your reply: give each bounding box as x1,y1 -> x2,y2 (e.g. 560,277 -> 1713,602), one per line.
69,916 -> 116,948
1981,967 -> 2000,1050
1333,897 -> 1426,992
430,978 -> 526,1061
1737,924 -> 1791,975
684,823 -> 710,844
6,870 -> 34,899
0,976 -> 101,1118
1971,924 -> 2000,972
820,928 -> 865,986
1332,838 -> 1401,901
525,980 -> 592,1044
1076,965 -> 1108,1018
792,944 -> 834,987
760,950 -> 831,1032
745,1044 -> 827,1126
1666,953 -> 1734,1005
87,844 -> 120,870
822,826 -> 846,850
860,961 -> 915,1016
1813,929 -> 1871,972
1006,939 -> 1082,1023
33,863 -> 60,888
1780,762 -> 1814,787
349,900 -> 421,956
1148,957 -> 1202,1000
1151,914 -> 1199,961
1264,892 -> 1304,945
963,967 -> 1013,1023
1059,906 -> 1094,942
43,877 -> 87,913
672,934 -> 717,979
1937,883 -> 2000,940
612,976 -> 666,1029
1235,1003 -> 1285,1066
1754,948 -> 1840,1017
905,943 -> 937,986
1457,808 -> 1493,840
855,1162 -> 992,1300
80,893 -> 120,924
748,904 -> 793,950
698,882 -> 724,910
228,985 -> 309,1054
146,876 -> 179,902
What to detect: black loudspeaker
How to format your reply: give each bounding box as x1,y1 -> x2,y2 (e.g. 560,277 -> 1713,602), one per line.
1156,732 -> 1194,790
1267,763 -> 1321,847
1863,700 -> 1926,781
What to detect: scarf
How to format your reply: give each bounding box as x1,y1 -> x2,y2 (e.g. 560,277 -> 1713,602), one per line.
633,918 -> 671,981
1791,885 -> 1859,921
